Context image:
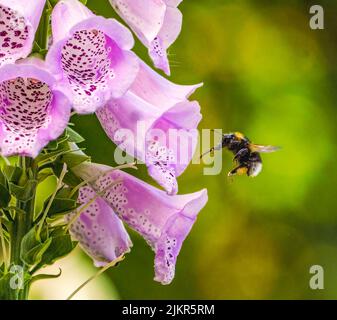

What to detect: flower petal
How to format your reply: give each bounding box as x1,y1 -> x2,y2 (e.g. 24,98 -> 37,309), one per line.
97,62 -> 202,194
51,0 -> 93,43
0,0 -> 45,66
130,60 -> 202,108
109,0 -> 166,43
0,62 -> 71,157
148,7 -> 182,75
47,1 -> 138,114
145,101 -> 201,194
67,185 -> 132,267
73,162 -> 208,284
110,0 -> 183,75
164,0 -> 183,6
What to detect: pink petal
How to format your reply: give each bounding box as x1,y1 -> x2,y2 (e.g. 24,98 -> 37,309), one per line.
0,0 -> 45,67
97,61 -> 202,194
67,185 -> 132,267
51,0 -> 93,43
109,0 -> 166,43
149,7 -> 182,76
110,0 -> 183,75
130,60 -> 202,108
164,0 -> 183,6
73,162 -> 208,284
47,3 -> 138,114
145,101 -> 201,194
0,62 -> 71,157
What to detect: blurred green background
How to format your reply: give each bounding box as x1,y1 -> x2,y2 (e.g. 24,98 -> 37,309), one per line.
49,0 -> 337,299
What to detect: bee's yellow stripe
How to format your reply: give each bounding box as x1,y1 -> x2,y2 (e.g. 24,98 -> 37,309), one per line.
234,132 -> 245,140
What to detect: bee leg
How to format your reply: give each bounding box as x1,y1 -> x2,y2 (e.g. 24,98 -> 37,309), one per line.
228,165 -> 248,177
233,148 -> 249,162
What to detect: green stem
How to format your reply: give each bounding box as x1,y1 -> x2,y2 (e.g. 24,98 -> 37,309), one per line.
66,255 -> 125,300
36,163 -> 67,241
0,214 -> 8,272
9,157 -> 37,300
10,202 -> 26,266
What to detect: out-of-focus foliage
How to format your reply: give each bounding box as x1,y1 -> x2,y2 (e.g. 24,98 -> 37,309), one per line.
65,0 -> 337,299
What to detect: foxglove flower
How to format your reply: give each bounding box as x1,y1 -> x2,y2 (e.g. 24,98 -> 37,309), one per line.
0,0 -> 46,66
110,0 -> 183,75
72,162 -> 208,284
0,59 -> 71,157
67,185 -> 132,267
46,0 -> 139,114
97,61 -> 202,195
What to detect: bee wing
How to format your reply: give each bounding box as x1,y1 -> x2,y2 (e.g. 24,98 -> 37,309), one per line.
249,144 -> 280,153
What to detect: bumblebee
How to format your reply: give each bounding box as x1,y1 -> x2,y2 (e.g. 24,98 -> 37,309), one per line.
201,131 -> 279,177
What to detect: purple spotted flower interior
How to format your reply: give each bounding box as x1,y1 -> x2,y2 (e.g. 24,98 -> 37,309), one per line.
0,77 -> 52,155
61,29 -> 116,112
0,5 -> 29,66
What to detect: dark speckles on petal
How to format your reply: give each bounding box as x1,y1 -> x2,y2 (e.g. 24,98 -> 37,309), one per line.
0,5 -> 30,66
61,29 -> 115,112
0,77 -> 53,154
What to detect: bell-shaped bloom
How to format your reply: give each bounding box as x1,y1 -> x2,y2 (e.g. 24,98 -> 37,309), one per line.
46,0 -> 139,114
0,0 -> 46,66
0,59 -> 71,157
72,162 -> 208,284
67,185 -> 132,267
109,0 -> 183,75
97,61 -> 202,195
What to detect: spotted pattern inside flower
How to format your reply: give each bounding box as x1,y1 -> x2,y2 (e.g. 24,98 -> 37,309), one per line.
94,172 -> 162,248
156,236 -> 177,284
146,140 -> 177,194
61,29 -> 115,112
0,5 -> 30,66
96,104 -> 120,140
0,77 -> 53,154
68,186 -> 126,263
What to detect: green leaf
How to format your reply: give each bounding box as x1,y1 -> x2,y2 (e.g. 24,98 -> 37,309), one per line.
60,152 -> 90,169
66,127 -> 85,144
63,170 -> 83,188
35,148 -> 71,165
20,227 -> 52,267
42,187 -> 79,218
0,171 -> 10,208
44,132 -> 69,152
31,269 -> 62,283
39,234 -> 76,266
52,162 -> 82,188
37,168 -> 55,183
48,198 -> 79,217
3,166 -> 23,184
9,179 -> 38,202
